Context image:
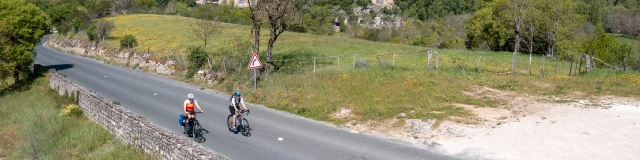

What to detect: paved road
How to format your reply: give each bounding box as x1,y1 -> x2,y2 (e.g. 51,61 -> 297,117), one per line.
35,36 -> 457,160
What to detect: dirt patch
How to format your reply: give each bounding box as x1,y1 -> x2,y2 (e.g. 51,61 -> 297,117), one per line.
435,100 -> 640,160
451,103 -> 511,122
530,81 -> 553,89
331,105 -> 353,119
336,86 -> 640,160
0,125 -> 20,156
346,118 -> 407,136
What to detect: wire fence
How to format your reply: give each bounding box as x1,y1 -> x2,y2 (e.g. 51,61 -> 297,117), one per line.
265,49 -> 635,76
147,45 -> 634,77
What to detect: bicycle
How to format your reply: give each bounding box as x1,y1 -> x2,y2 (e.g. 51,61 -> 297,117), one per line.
227,109 -> 251,136
184,111 -> 207,143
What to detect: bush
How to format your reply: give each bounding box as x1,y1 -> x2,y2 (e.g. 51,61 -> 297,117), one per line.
186,46 -> 208,78
120,34 -> 138,48
87,23 -> 98,42
59,104 -> 83,118
354,60 -> 369,68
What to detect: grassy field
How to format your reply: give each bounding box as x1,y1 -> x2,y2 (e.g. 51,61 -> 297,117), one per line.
0,72 -> 155,159
63,14 -> 640,124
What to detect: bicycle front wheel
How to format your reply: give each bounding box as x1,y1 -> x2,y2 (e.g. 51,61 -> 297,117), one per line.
194,123 -> 204,142
241,118 -> 250,136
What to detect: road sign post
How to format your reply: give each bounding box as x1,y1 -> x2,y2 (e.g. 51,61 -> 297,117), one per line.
248,53 -> 263,90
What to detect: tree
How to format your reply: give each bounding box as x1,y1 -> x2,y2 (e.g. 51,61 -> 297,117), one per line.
497,0 -> 531,74
263,0 -> 296,79
114,0 -> 133,14
85,0 -> 114,20
133,0 -> 157,13
394,0 -> 483,20
96,19 -> 114,42
189,18 -> 222,48
247,0 -> 263,55
0,0 -> 50,82
540,0 -> 581,57
302,6 -> 334,35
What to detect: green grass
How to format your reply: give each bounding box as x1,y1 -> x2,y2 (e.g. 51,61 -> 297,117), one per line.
0,74 -> 155,159
611,34 -> 638,45
59,14 -> 640,125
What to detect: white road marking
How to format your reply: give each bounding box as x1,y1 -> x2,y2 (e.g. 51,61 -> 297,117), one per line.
104,76 -> 107,78
278,137 -> 283,141
154,93 -> 157,95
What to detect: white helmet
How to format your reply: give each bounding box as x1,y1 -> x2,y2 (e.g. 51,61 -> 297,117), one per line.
187,93 -> 194,100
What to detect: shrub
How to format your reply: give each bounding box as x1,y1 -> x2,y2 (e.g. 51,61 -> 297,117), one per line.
186,46 -> 208,78
59,104 -> 83,117
87,23 -> 98,42
354,60 -> 369,68
120,34 -> 138,48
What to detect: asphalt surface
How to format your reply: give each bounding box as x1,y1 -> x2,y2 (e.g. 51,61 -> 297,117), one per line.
35,36 -> 457,160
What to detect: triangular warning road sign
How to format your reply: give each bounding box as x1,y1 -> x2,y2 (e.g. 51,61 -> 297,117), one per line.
248,53 -> 263,69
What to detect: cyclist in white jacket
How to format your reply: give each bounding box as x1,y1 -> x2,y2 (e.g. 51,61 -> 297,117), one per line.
229,89 -> 248,130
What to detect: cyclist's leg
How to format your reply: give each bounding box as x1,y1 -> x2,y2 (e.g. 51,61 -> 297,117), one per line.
229,105 -> 236,128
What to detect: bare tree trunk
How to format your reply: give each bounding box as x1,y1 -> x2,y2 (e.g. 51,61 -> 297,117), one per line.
513,14 -> 522,74
265,26 -> 276,79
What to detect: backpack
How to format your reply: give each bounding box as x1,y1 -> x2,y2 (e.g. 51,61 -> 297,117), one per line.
178,114 -> 186,126
230,95 -> 241,106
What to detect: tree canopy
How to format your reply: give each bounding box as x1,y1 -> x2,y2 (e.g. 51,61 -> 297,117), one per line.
394,0 -> 483,20
0,0 -> 50,83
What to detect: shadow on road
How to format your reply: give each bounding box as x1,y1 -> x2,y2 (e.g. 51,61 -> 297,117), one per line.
43,64 -> 74,71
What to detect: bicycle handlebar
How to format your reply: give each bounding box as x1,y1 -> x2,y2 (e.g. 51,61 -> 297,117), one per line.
236,109 -> 249,116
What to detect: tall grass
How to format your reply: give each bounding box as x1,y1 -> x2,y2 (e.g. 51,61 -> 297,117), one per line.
0,76 -> 155,159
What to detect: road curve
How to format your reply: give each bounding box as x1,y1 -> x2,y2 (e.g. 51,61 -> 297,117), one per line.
35,36 -> 457,160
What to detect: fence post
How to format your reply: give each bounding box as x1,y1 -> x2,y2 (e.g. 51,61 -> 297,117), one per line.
181,53 -> 187,71
592,56 -> 597,71
585,55 -> 591,72
428,50 -> 433,69
207,56 -> 213,71
393,53 -> 396,66
476,56 -> 482,69
554,56 -> 559,75
314,57 -> 316,74
529,54 -> 532,75
577,55 -> 583,75
353,54 -> 356,68
541,56 -> 545,77
624,53 -> 628,71
435,51 -> 439,70
569,55 -> 574,76
337,56 -> 340,70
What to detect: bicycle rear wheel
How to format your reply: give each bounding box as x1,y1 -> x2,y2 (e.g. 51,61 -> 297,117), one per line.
241,118 -> 250,136
226,115 -> 234,132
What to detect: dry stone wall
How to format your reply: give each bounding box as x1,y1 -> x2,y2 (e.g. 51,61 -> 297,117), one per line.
49,70 -> 226,160
45,36 -> 175,75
